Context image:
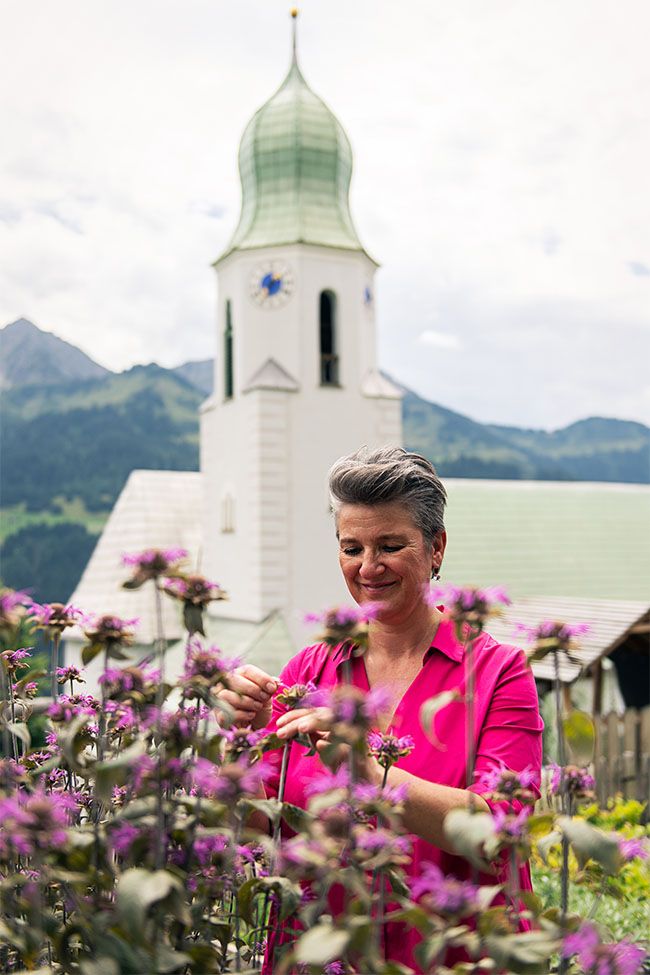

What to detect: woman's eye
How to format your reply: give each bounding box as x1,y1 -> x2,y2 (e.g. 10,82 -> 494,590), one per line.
383,545 -> 402,553
342,547 -> 361,556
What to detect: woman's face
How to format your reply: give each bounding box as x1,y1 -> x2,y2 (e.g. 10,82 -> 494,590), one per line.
337,501 -> 446,626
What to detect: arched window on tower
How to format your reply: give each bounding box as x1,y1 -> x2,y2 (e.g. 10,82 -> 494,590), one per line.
224,300 -> 234,400
319,290 -> 339,386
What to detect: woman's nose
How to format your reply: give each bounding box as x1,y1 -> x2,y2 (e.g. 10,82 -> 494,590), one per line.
359,551 -> 385,577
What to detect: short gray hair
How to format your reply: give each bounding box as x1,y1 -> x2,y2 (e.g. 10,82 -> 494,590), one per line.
328,445 -> 446,543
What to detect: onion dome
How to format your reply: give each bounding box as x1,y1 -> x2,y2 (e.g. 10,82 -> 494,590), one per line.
218,12 -> 365,260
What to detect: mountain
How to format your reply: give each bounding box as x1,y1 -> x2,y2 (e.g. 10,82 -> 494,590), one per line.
172,359 -> 213,396
401,388 -> 650,483
1,318 -> 648,602
0,318 -> 111,389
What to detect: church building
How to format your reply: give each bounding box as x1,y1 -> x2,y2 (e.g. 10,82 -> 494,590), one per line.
68,14 -> 402,681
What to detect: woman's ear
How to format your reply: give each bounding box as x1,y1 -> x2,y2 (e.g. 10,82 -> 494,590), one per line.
431,531 -> 447,577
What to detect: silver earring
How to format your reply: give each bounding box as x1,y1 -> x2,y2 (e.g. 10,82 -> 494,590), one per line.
431,568 -> 441,581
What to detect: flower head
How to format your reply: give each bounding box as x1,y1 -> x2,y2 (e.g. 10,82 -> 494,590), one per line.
0,787 -> 73,860
617,836 -> 650,862
83,614 -> 138,652
56,665 -> 85,686
426,584 -> 510,637
546,763 -> 595,801
491,806 -> 532,848
276,681 -> 328,710
162,573 -> 227,635
1,647 -> 32,675
0,588 -> 32,634
478,763 -> 538,804
411,861 -> 481,917
122,548 -> 188,588
367,731 -> 415,769
562,922 -> 646,975
304,603 -> 382,652
28,602 -> 84,633
515,619 -> 590,665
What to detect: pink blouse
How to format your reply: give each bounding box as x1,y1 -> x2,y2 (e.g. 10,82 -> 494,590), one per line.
262,614 -> 544,972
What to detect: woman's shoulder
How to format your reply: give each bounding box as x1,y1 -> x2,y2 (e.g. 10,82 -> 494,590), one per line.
474,629 -> 528,672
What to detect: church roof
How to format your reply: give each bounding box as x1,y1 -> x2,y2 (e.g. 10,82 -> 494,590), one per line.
441,478 -> 650,602
243,357 -> 300,393
217,16 -> 365,261
67,470 -> 203,645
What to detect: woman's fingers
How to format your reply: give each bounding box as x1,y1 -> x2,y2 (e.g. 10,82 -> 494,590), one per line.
276,707 -> 332,740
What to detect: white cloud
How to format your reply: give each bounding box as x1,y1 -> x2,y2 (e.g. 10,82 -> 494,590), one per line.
418,331 -> 461,351
0,0 -> 649,427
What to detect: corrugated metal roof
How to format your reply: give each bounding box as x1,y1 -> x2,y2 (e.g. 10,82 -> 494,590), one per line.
488,596 -> 649,683
67,470 -> 203,645
442,479 -> 650,601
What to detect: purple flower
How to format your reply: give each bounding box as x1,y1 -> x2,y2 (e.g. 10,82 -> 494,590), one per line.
562,922 -> 646,974
425,584 -> 510,637
477,763 -> 538,804
83,614 -> 139,650
47,693 -> 99,722
0,758 -> 26,787
367,731 -> 415,769
28,602 -> 84,632
276,680 -> 328,710
304,764 -> 350,797
324,964 -> 345,975
352,781 -> 408,806
304,603 -> 382,649
109,821 -> 140,858
0,587 -> 32,618
14,680 -> 38,699
191,756 -> 270,802
0,788 -> 73,859
1,647 -> 32,674
411,861 -> 481,917
546,763 -> 595,799
492,806 -> 532,844
122,547 -> 188,568
194,833 -> 230,867
162,574 -> 226,605
56,665 -> 85,685
618,837 -> 649,862
183,639 -> 240,685
515,619 -> 590,664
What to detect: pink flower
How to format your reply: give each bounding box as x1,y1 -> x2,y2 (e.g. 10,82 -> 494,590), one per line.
122,547 -> 188,568
0,788 -> 73,859
546,763 -> 595,799
618,837 -> 650,861
304,603 -> 382,649
1,647 -> 32,674
304,765 -> 350,797
352,781 -> 408,806
411,861 -> 481,916
276,681 -> 328,710
56,665 -> 85,685
562,922 -> 646,975
515,619 -> 590,665
492,806 -> 532,843
28,602 -> 84,632
367,731 -> 415,769
109,821 -> 140,858
183,640 -> 240,684
478,763 -> 538,803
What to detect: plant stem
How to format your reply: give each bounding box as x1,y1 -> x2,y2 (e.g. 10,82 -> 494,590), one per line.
465,634 -> 476,804
50,632 -> 61,700
272,741 -> 291,853
153,582 -> 167,870
554,650 -> 570,975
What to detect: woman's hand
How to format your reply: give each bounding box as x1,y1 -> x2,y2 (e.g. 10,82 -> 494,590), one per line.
217,664 -> 278,729
275,706 -> 333,742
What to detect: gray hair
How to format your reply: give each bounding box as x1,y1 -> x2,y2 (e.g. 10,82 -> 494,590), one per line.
328,445 -> 446,544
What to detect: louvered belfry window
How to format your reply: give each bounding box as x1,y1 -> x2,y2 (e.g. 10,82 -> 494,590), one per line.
224,299 -> 234,400
319,290 -> 338,386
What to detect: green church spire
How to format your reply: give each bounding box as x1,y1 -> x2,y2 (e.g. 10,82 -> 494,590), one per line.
217,10 -> 365,261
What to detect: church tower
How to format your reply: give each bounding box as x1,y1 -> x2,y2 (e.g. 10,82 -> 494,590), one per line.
200,13 -> 402,635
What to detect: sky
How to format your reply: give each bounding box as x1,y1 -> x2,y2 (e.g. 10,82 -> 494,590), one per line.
1,0 -> 649,429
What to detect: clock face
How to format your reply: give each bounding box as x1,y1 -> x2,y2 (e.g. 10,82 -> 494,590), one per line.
249,260 -> 295,309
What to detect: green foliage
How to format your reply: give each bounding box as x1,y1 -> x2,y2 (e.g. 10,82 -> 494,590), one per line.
0,522 -> 98,603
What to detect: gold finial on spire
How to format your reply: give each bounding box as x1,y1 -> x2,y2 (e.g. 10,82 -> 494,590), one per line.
290,8 -> 299,62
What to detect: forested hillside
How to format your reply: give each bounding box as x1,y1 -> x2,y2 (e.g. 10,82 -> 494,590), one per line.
1,318 -> 648,602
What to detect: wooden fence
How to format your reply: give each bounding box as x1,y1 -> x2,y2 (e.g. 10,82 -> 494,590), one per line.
594,706 -> 650,805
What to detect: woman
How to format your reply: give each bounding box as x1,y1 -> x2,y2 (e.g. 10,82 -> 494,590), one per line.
221,446 -> 543,968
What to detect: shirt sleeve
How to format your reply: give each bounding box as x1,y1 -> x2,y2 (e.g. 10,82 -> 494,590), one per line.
469,646 -> 544,806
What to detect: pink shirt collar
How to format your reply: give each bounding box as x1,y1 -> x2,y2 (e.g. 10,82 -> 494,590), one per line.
333,610 -> 465,669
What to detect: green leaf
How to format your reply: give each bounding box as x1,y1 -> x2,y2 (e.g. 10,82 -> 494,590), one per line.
294,924 -> 350,966
444,809 -> 494,870
563,709 -> 595,765
557,815 -> 621,874
536,829 -> 562,864
526,812 -> 556,839
419,690 -> 460,746
94,738 -> 147,800
485,930 -> 560,974
238,796 -> 282,825
7,722 -> 31,748
183,603 -> 205,636
116,869 -> 189,941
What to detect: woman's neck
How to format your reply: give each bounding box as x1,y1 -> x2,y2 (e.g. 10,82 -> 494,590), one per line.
367,607 -> 443,663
